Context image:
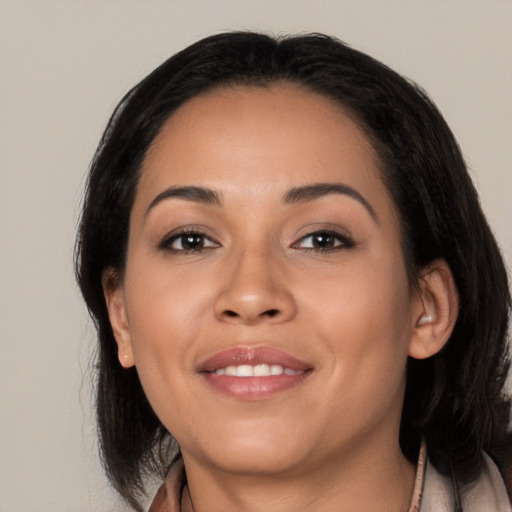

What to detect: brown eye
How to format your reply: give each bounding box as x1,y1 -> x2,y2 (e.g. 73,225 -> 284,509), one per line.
293,230 -> 354,251
310,232 -> 338,248
160,231 -> 219,253
177,234 -> 205,250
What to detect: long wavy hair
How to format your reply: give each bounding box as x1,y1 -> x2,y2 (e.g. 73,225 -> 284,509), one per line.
75,32 -> 512,510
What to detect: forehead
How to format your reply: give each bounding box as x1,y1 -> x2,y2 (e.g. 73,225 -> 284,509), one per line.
137,83 -> 392,216
147,83 -> 374,159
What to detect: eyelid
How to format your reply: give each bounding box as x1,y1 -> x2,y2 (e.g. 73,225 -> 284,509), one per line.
158,225 -> 221,252
291,226 -> 355,251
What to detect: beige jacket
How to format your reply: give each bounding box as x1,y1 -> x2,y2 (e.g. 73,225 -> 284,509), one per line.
147,452 -> 512,512
421,453 -> 511,512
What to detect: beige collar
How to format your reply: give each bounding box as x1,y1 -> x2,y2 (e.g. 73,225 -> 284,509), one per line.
148,442 -> 511,512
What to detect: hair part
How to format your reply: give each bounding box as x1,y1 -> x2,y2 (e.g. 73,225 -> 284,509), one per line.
75,31 -> 512,509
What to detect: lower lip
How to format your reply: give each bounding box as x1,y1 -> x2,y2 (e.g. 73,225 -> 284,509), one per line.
201,372 -> 311,400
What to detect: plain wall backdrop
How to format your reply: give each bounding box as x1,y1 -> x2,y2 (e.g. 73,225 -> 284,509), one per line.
1,1 -> 510,511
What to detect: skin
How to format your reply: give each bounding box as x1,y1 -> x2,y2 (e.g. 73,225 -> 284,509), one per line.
105,84 -> 458,511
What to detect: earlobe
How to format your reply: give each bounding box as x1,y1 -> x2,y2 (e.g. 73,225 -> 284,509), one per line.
102,268 -> 135,368
408,259 -> 459,360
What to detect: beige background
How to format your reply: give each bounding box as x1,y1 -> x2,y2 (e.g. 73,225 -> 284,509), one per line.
0,1 -> 510,511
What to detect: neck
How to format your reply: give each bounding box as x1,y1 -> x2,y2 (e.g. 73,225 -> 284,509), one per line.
180,437 -> 416,512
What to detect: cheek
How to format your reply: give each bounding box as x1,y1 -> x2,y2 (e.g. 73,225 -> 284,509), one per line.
308,277 -> 412,440
302,247 -> 412,332
120,257 -> 217,416
300,255 -> 413,386
124,265 -> 212,356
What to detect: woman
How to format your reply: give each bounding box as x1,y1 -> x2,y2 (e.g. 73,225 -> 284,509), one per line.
75,32 -> 512,511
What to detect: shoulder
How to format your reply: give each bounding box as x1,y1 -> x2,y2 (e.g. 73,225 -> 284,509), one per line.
421,452 -> 512,512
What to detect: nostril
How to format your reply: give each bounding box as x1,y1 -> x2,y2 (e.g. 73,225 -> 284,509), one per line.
222,308 -> 280,319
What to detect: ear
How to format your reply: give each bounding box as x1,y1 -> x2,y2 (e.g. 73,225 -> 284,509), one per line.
102,268 -> 135,368
408,259 -> 459,360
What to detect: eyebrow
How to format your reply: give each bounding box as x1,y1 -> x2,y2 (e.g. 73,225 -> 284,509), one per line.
145,186 -> 222,216
145,182 -> 376,221
283,183 -> 377,221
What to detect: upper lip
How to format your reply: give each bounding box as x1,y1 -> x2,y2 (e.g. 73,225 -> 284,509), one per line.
198,346 -> 313,373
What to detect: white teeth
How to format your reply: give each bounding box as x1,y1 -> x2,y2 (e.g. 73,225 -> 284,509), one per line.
213,364 -> 303,377
253,364 -> 270,376
236,365 -> 253,377
270,364 -> 284,375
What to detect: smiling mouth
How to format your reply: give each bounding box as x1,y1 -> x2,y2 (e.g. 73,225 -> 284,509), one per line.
212,364 -> 303,377
199,347 -> 313,400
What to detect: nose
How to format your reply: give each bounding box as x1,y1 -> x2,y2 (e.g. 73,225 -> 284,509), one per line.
214,249 -> 297,325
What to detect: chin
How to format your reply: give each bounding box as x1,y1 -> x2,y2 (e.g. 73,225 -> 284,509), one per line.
183,426 -> 311,476
210,447 -> 305,477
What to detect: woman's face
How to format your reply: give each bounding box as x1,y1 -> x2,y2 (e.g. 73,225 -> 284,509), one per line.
108,84 -> 424,476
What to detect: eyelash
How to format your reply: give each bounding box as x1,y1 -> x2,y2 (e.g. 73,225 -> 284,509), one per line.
158,228 -> 354,255
158,230 -> 220,254
292,229 -> 355,252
